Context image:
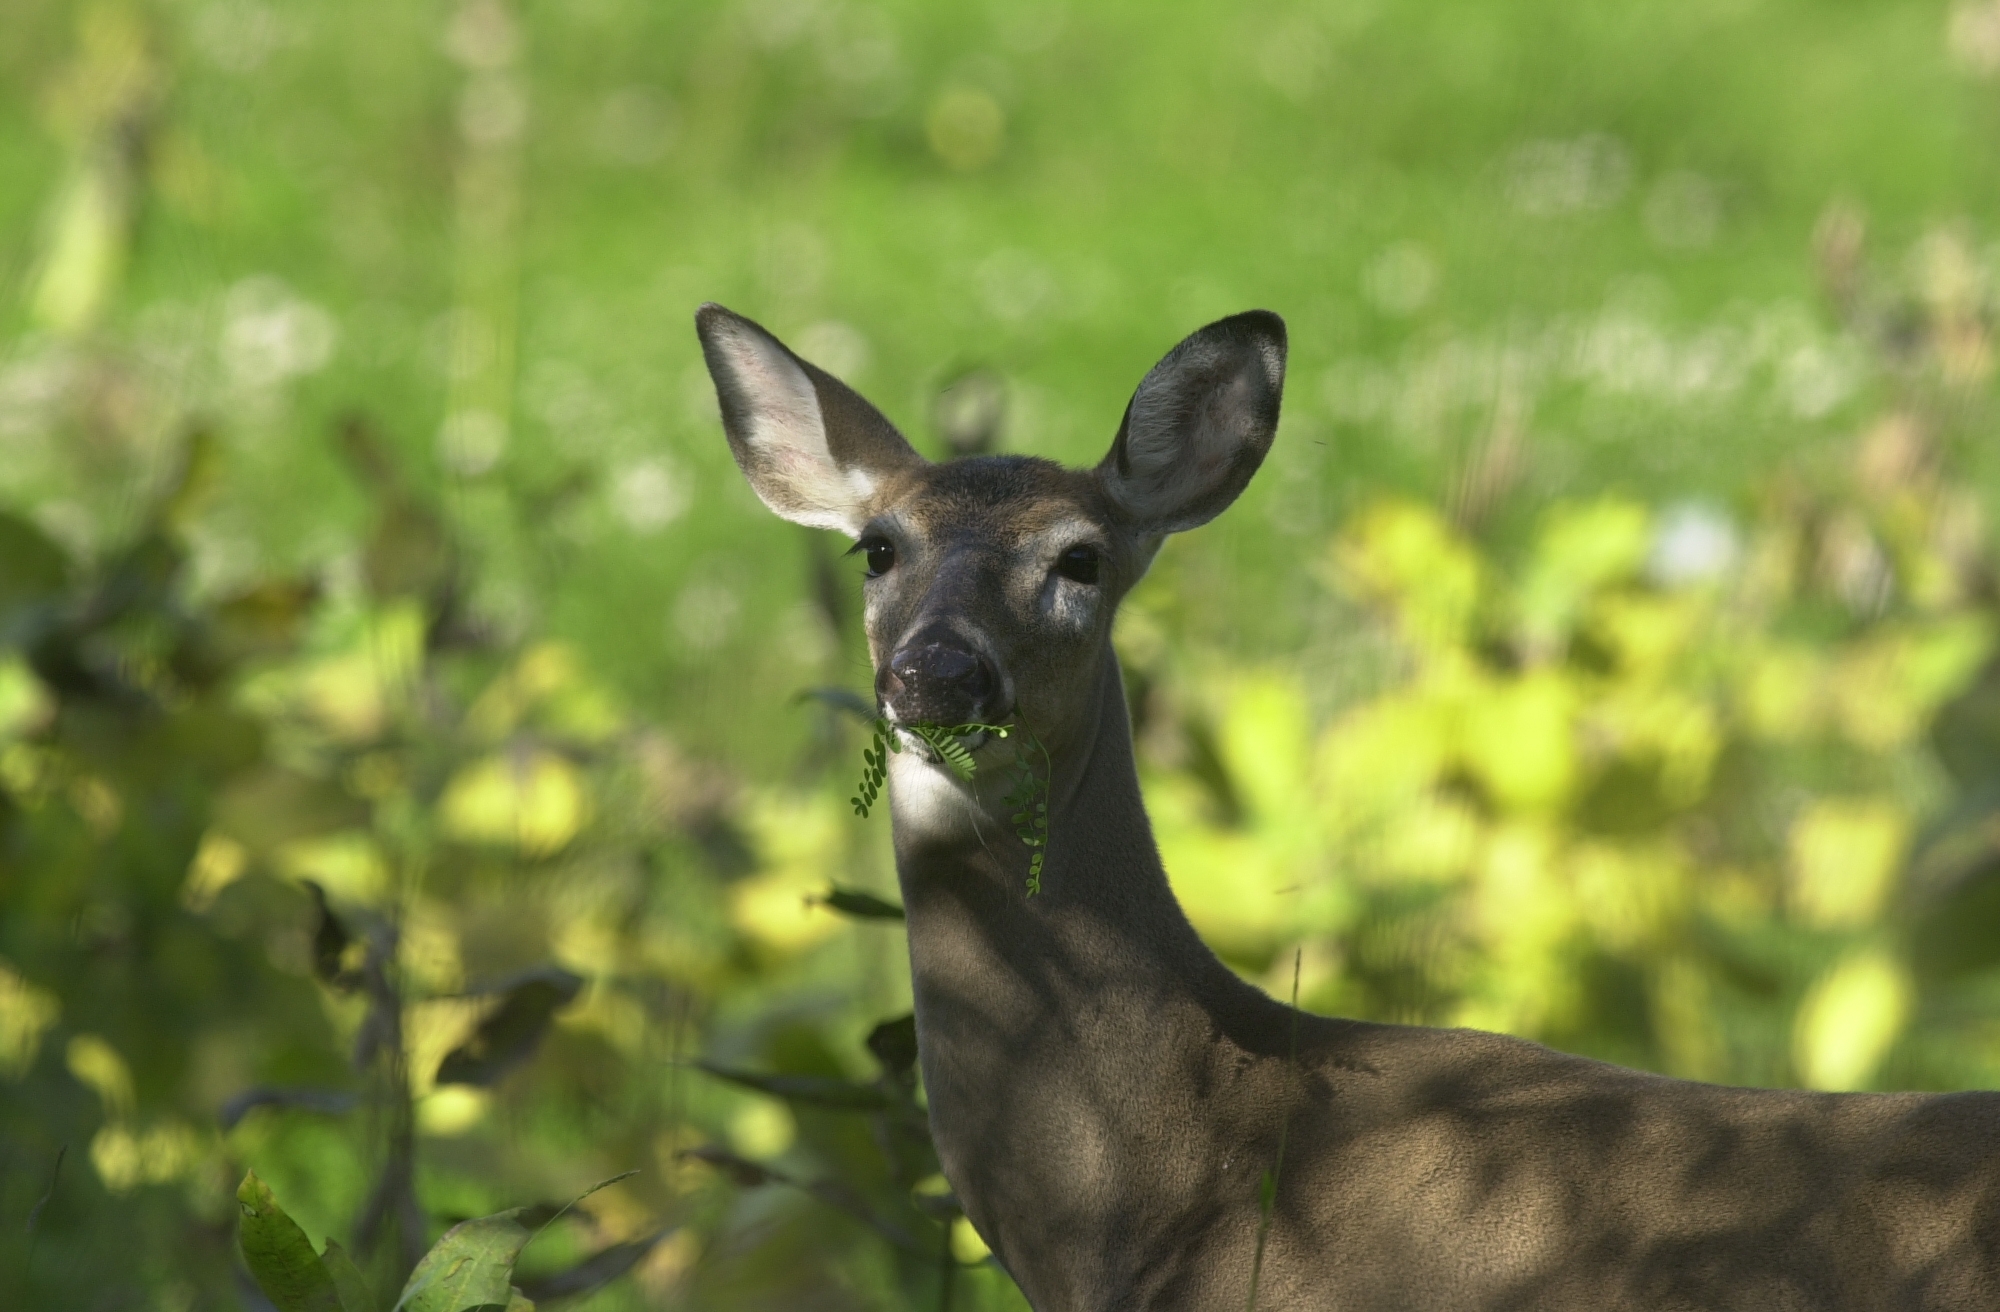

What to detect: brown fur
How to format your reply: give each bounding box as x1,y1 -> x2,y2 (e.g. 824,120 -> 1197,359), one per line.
696,302 -> 2000,1311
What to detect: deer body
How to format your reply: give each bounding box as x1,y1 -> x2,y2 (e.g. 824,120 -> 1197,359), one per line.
696,303 -> 2000,1310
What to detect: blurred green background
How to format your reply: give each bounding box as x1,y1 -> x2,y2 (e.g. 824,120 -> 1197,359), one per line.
11,0 -> 2000,1307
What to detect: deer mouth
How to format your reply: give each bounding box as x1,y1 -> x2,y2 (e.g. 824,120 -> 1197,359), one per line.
885,717 -> 1012,772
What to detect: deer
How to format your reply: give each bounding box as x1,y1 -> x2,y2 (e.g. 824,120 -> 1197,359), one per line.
694,301 -> 2000,1311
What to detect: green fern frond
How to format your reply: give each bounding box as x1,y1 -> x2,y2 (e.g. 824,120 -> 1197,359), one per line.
850,716 -> 1051,896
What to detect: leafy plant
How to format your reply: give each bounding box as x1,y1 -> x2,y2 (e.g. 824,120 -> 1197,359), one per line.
850,719 -> 1052,893
238,1169 -> 638,1312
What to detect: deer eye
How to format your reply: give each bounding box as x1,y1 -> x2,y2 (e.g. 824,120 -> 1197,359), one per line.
1056,544 -> 1101,585
854,536 -> 896,578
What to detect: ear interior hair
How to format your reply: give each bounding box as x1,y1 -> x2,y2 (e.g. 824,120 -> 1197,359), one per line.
1098,310 -> 1287,536
696,303 -> 923,534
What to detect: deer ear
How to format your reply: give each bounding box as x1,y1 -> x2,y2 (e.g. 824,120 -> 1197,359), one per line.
695,303 -> 924,535
1095,310 -> 1286,536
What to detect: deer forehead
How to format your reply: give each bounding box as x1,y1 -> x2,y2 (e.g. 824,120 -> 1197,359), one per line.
877,456 -> 1113,550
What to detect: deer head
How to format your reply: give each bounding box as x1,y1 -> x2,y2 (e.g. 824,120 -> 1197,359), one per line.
695,303 -> 1286,831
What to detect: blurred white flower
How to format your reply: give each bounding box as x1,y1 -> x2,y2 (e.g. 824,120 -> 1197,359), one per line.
977,249 -> 1057,323
193,1 -> 291,73
438,408 -> 506,476
444,0 -> 519,69
1505,134 -> 1631,216
613,459 -> 690,533
794,321 -> 871,380
459,74 -> 528,145
1649,501 -> 1739,585
819,7 -> 901,90
674,581 -> 740,652
1780,342 -> 1857,419
744,0 -> 821,49
222,276 -> 337,388
592,86 -> 676,166
927,86 -> 1006,171
1363,242 -> 1439,316
1950,0 -> 2000,75
1258,20 -> 1327,102
1644,171 -> 1721,249
993,0 -> 1069,53
755,224 -> 829,306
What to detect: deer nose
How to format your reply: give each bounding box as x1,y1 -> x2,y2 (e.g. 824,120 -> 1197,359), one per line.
879,642 -> 999,726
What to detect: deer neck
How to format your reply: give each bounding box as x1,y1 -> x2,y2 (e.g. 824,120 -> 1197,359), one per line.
886,649 -> 1287,1291
886,646 -> 1232,1004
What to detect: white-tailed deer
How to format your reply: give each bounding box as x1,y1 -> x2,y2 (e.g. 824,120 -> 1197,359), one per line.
696,302 -> 2000,1311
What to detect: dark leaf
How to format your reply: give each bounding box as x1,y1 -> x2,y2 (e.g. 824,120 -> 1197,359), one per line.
0,511 -> 70,646
804,535 -> 851,642
335,415 -> 456,605
25,1144 -> 64,1237
865,1014 -> 919,1080
155,427 -> 223,532
507,1171 -> 637,1235
812,884 -> 905,921
437,967 -> 585,1087
392,1208 -> 531,1312
695,1062 -> 892,1110
237,1170 -> 343,1312
516,1229 -> 672,1303
911,1188 -> 962,1224
213,579 -> 322,661
678,1144 -> 778,1189
303,882 -> 358,990
679,1146 -> 922,1252
365,502 -> 454,604
220,1086 -> 360,1131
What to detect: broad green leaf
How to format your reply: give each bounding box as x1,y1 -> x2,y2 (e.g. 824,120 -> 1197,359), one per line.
320,1238 -> 381,1312
393,1209 -> 531,1312
237,1170 -> 342,1312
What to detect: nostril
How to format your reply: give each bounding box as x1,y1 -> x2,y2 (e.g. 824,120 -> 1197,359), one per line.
963,660 -> 995,701
927,647 -> 979,684
883,643 -> 999,721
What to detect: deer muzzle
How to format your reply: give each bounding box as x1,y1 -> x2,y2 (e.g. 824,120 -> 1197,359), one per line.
879,641 -> 1001,728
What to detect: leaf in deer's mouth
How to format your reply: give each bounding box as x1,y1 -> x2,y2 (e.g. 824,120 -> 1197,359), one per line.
902,722 -> 1008,782
853,719 -> 1050,896
853,719 -> 1008,815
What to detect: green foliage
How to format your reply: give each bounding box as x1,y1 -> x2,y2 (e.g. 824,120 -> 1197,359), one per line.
434,968 -> 585,1088
238,1170 -> 346,1312
9,1 -> 2000,1308
241,1169 -> 663,1312
998,728 -> 1053,897
392,1209 -> 533,1312
323,1242 -> 384,1312
851,719 -> 899,817
851,720 -> 1011,816
851,720 -> 1052,894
